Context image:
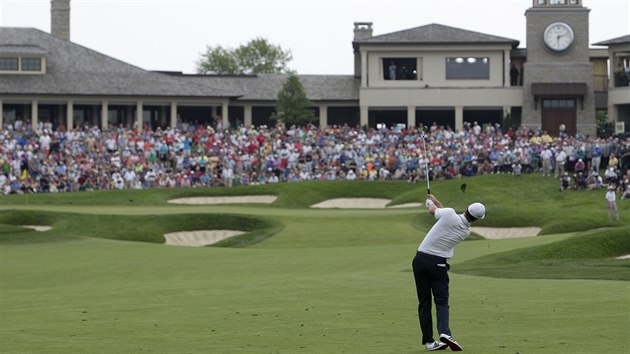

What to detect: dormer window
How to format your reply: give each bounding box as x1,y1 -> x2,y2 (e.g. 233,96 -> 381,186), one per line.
21,58 -> 42,71
0,45 -> 47,74
0,57 -> 19,71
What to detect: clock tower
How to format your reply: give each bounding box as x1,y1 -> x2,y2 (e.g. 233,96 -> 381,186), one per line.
522,0 -> 596,137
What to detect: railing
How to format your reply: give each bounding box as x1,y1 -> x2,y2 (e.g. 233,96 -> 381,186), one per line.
614,71 -> 630,88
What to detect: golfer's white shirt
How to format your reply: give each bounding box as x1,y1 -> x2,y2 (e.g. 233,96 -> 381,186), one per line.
418,208 -> 471,259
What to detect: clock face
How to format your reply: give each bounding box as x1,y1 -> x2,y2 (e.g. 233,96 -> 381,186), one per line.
543,22 -> 575,52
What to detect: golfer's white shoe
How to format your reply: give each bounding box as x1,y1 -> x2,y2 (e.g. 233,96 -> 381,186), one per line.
439,334 -> 463,351
425,341 -> 447,351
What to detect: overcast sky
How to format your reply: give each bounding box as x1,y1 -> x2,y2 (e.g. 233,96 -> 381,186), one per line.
1,0 -> 628,75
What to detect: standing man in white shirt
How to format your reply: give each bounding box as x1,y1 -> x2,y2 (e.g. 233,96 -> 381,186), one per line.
413,194 -> 486,351
605,185 -> 620,222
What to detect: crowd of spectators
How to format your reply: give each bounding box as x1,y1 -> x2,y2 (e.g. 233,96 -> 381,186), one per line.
1,119 -> 629,196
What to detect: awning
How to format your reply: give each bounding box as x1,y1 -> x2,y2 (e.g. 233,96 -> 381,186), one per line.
531,83 -> 588,96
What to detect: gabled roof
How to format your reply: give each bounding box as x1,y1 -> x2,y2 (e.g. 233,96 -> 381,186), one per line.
353,23 -> 519,48
593,34 -> 630,46
0,27 -> 240,98
175,73 -> 359,101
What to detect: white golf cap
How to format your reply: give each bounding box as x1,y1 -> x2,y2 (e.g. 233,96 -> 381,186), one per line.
467,202 -> 486,219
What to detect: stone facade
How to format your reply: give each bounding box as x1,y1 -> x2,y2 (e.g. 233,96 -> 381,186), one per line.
523,6 -> 596,136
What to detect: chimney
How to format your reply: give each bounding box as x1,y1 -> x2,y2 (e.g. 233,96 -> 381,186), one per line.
353,22 -> 373,41
51,0 -> 70,41
353,22 -> 372,78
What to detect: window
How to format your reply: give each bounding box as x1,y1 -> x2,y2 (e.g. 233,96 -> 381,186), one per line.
21,58 -> 42,71
0,57 -> 19,71
549,0 -> 566,4
445,57 -> 489,80
543,99 -> 575,108
382,58 -> 419,80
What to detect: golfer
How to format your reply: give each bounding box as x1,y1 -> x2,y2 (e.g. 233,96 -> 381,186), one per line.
413,194 -> 485,351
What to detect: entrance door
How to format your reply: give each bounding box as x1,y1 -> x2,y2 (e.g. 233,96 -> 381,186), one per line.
541,99 -> 576,136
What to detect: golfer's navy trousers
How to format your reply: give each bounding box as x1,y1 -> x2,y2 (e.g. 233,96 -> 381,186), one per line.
412,251 -> 451,344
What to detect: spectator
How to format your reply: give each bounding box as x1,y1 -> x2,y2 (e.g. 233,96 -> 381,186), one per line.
605,185 -> 620,222
560,172 -> 571,191
554,147 -> 567,178
574,158 -> 585,175
591,143 -> 603,172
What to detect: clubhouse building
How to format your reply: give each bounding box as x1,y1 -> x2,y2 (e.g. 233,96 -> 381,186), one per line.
1,0 -> 629,136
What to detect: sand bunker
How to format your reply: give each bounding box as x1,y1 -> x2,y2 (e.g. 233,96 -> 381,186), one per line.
471,227 -> 541,239
22,225 -> 52,232
616,254 -> 630,260
310,198 -> 420,209
164,230 -> 245,247
168,195 -> 277,205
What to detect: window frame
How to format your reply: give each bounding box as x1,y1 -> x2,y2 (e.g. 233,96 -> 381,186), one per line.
0,57 -> 19,71
445,57 -> 490,80
21,57 -> 42,72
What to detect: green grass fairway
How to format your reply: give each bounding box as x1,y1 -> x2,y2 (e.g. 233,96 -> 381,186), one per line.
1,175 -> 629,353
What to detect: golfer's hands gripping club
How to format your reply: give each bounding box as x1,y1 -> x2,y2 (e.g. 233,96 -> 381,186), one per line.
425,194 -> 442,210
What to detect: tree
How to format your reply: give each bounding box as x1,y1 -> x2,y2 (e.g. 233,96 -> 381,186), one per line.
271,75 -> 317,126
195,45 -> 238,75
196,37 -> 292,75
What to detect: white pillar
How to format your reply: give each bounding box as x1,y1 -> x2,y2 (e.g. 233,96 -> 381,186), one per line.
0,98 -> 3,129
503,106 -> 510,121
67,99 -> 74,130
101,100 -> 109,130
136,101 -> 143,132
31,100 -> 39,131
504,50 -> 511,88
170,101 -> 177,129
319,104 -> 328,128
244,105 -> 253,127
608,103 -> 617,123
360,106 -> 368,127
221,100 -> 229,129
455,106 -> 464,132
407,106 -> 415,129
361,50 -> 368,87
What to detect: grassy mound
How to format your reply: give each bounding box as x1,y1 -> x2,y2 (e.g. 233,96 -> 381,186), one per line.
455,227 -> 630,280
0,210 -> 280,247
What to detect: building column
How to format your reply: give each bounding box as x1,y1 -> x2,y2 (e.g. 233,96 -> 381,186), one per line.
319,104 -> 328,128
0,98 -> 3,129
608,103 -> 617,123
31,100 -> 39,131
170,101 -> 178,128
455,106 -> 464,132
244,105 -> 253,127
67,99 -> 74,130
502,106 -> 511,121
360,105 -> 369,127
504,50 -> 511,88
136,101 -> 143,132
101,100 -> 109,130
361,50 -> 368,87
407,106 -> 416,129
221,100 -> 229,129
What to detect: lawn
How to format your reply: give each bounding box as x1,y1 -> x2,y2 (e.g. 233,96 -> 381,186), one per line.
1,175 -> 629,353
